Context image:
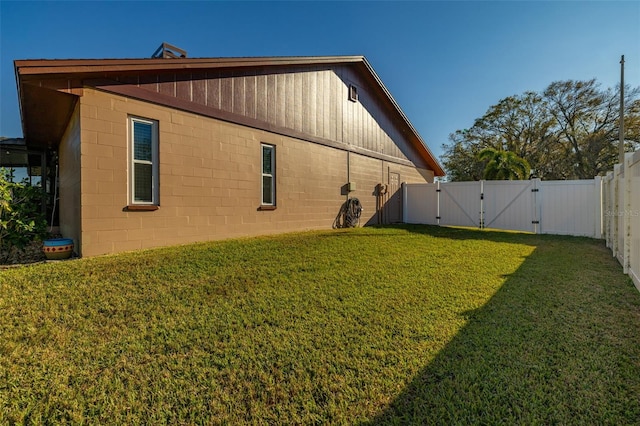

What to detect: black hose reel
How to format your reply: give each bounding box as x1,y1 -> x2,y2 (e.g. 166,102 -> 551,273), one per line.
333,198 -> 363,228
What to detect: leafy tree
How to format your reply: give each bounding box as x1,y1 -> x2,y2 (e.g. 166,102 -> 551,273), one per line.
441,79 -> 640,181
477,148 -> 530,180
0,168 -> 48,258
544,79 -> 640,178
440,130 -> 486,181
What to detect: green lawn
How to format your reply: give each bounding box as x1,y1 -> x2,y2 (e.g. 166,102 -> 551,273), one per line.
1,225 -> 639,424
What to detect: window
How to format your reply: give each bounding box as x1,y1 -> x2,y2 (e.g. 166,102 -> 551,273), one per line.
261,144 -> 275,206
130,117 -> 159,206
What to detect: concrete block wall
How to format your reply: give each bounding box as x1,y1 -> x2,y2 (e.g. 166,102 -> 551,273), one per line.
76,89 -> 433,257
58,103 -> 82,251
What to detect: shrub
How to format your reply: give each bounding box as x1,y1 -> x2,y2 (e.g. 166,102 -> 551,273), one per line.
0,168 -> 49,254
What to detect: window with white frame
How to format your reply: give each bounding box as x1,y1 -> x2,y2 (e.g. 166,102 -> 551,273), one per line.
261,144 -> 275,206
130,117 -> 159,205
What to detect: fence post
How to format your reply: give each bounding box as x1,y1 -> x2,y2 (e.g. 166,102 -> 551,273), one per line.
623,153 -> 634,274
479,180 -> 484,229
609,172 -> 613,247
533,178 -> 541,234
402,182 -> 407,224
594,176 -> 602,239
436,180 -> 440,226
610,172 -> 615,247
613,164 -> 622,261
602,175 -> 606,243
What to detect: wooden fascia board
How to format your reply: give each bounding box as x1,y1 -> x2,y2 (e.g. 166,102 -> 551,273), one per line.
88,78 -> 420,169
14,56 -> 365,76
14,61 -> 26,139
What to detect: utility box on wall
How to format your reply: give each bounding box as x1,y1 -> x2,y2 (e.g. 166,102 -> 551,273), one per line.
348,182 -> 356,192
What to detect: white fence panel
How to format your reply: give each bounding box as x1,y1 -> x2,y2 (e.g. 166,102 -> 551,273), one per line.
403,183 -> 439,225
601,152 -> 640,292
483,180 -> 537,233
603,172 -> 615,250
606,172 -> 618,251
615,164 -> 626,267
626,152 -> 640,289
404,178 -> 601,238
538,180 -> 601,238
438,182 -> 481,228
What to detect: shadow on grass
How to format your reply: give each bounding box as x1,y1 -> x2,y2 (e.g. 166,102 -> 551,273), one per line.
326,223 -> 571,246
361,226 -> 640,424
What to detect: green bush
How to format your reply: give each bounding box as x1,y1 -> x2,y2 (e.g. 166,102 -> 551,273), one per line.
0,168 -> 49,252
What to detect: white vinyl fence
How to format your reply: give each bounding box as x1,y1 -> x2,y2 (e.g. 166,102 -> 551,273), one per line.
603,151 -> 640,291
403,178 -> 602,238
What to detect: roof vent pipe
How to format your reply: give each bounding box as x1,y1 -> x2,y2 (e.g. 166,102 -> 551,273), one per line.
151,42 -> 187,59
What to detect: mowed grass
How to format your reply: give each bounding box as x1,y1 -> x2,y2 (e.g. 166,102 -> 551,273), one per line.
1,225 -> 639,424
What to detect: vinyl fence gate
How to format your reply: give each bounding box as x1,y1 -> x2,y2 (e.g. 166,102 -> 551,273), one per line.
403,178 -> 602,238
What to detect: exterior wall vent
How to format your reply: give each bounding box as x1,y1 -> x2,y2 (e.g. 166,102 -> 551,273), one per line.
348,84 -> 358,102
151,42 -> 187,59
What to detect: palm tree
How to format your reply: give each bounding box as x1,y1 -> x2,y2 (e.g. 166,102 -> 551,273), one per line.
478,148 -> 531,180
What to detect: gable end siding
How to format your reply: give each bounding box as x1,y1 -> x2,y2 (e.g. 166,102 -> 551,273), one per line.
104,64 -> 428,169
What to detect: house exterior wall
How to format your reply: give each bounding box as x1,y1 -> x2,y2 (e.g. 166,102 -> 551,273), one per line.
58,103 -> 82,251
77,89 -> 433,257
110,64 -> 430,168
347,154 -> 432,226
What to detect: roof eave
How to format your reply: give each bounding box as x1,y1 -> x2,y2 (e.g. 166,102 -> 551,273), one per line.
14,55 -> 445,175
14,56 -> 366,77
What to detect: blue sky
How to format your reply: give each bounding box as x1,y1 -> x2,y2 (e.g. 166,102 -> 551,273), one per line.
1,1 -> 639,163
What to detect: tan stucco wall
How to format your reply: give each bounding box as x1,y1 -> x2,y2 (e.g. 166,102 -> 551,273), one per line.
77,89 -> 434,257
58,103 -> 82,253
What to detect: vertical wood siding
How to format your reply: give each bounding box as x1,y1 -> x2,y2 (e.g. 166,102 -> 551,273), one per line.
121,64 -> 425,166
